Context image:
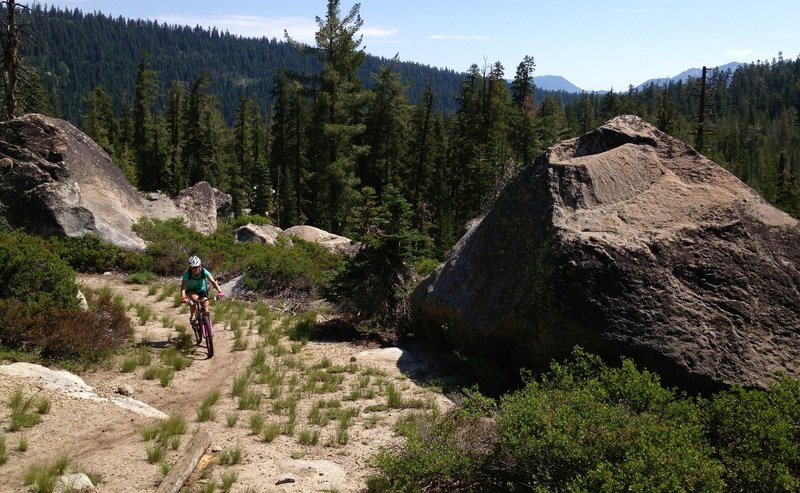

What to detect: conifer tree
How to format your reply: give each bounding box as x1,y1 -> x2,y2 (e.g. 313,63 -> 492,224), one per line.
83,85 -> 116,156
361,59 -> 410,197
132,51 -> 159,190
510,55 -> 538,166
305,0 -> 367,234
164,81 -> 186,195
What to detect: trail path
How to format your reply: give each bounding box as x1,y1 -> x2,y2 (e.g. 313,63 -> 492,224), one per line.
0,274 -> 454,492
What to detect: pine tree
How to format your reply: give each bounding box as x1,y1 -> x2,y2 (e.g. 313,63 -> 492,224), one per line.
361,58 -> 410,197
83,85 -> 116,156
305,0 -> 368,234
165,81 -> 186,195
132,51 -> 159,190
510,55 -> 538,165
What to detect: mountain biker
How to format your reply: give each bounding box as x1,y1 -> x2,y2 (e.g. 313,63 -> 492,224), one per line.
180,255 -> 224,318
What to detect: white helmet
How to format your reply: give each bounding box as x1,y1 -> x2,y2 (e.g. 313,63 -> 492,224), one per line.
188,255 -> 201,267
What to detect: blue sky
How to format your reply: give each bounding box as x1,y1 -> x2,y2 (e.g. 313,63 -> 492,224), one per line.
25,0 -> 800,91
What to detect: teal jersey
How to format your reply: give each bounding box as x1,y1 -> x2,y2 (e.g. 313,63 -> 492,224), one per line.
183,268 -> 210,293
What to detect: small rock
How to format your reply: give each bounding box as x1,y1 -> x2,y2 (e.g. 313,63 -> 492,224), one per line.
116,384 -> 134,396
276,477 -> 296,485
55,473 -> 95,492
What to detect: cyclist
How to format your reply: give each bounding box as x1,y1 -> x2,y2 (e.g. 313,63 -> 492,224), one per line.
180,255 -> 225,319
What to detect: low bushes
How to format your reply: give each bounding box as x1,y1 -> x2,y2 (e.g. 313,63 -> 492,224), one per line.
0,232 -> 79,309
369,348 -> 800,492
0,291 -> 132,361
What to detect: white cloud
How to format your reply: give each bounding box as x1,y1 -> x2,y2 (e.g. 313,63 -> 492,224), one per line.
428,34 -> 491,40
156,14 -> 317,41
726,48 -> 754,57
361,27 -> 398,37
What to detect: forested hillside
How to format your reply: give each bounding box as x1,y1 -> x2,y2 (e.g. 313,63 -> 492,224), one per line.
5,2 -> 800,259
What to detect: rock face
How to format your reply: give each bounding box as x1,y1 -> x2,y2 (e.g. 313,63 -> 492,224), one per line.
412,115 -> 800,390
235,223 -> 290,246
284,225 -> 360,256
0,114 -> 148,249
173,181 -> 222,235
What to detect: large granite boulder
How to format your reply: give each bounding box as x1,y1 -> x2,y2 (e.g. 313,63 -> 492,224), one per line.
284,225 -> 360,256
172,181 -> 223,235
235,223 -> 290,246
0,114 -> 147,249
412,115 -> 800,390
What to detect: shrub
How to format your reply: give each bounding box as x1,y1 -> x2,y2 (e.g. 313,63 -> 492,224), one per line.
47,234 -> 125,273
124,271 -> 159,284
0,291 -> 132,361
242,238 -> 342,298
0,231 -> 79,309
705,376 -> 800,492
369,412 -> 498,492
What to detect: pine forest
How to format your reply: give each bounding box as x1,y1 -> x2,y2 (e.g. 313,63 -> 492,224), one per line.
7,2 -> 800,258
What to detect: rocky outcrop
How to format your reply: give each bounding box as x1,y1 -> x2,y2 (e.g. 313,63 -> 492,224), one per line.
0,114 -> 148,249
235,223 -> 290,246
412,115 -> 800,390
284,225 -> 360,256
173,181 -> 221,235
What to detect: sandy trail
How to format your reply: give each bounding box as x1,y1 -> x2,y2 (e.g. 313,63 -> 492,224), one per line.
0,274 -> 454,492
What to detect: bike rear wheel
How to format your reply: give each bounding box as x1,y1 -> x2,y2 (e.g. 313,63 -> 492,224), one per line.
202,312 -> 214,358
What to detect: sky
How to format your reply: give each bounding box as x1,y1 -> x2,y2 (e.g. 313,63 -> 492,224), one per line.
23,0 -> 800,92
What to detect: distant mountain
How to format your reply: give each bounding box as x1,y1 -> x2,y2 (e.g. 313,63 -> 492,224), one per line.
635,62 -> 744,90
534,75 -> 584,93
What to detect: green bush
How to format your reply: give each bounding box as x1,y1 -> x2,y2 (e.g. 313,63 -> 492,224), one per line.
0,291 -> 132,361
226,214 -> 272,229
369,413 -> 499,492
47,234 -> 126,273
705,376 -> 800,492
0,231 -> 79,309
496,353 -> 723,492
242,238 -> 342,298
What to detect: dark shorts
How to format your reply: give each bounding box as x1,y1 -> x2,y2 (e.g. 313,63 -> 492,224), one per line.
188,290 -> 209,299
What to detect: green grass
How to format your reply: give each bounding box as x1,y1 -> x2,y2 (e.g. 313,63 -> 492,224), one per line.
17,433 -> 28,451
158,367 -> 174,387
219,443 -> 243,465
0,435 -> 7,465
196,404 -> 215,422
231,371 -> 250,397
238,390 -> 262,410
160,347 -> 192,371
125,271 -> 159,284
23,451 -> 71,492
263,422 -> 281,442
146,443 -> 165,464
121,357 -> 138,373
135,304 -> 152,325
226,413 -> 239,427
249,414 -> 265,435
202,389 -> 221,408
220,470 -> 238,492
298,428 -> 320,446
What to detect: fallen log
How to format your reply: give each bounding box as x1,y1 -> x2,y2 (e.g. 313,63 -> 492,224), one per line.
155,429 -> 211,493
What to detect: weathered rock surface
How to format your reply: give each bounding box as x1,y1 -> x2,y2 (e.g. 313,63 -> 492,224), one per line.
235,223 -> 290,246
173,181 -> 222,235
0,114 -> 148,249
284,225 -> 360,256
412,115 -> 800,390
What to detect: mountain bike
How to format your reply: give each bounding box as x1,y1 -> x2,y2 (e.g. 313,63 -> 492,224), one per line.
188,296 -> 215,358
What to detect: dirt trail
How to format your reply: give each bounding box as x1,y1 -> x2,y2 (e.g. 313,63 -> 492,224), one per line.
0,274 -> 454,493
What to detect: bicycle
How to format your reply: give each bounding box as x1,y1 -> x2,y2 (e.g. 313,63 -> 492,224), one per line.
187,296 -> 215,358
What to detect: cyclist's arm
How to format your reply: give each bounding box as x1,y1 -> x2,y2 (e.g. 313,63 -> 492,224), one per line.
207,274 -> 223,294
180,279 -> 187,300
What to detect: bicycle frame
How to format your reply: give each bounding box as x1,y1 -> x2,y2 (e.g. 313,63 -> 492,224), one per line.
188,296 -> 215,358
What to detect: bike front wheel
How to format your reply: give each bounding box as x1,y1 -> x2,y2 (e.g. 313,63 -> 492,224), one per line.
202,312 -> 214,358
191,315 -> 202,345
